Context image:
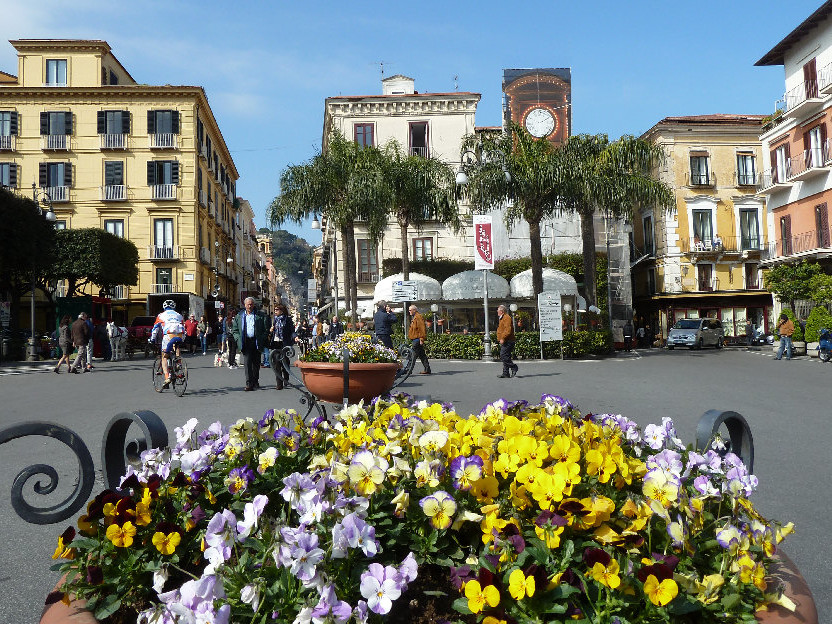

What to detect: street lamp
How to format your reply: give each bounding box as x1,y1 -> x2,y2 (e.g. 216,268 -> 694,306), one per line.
311,213 -> 338,318
509,302 -> 518,332
430,303 -> 439,334
28,186 -> 57,361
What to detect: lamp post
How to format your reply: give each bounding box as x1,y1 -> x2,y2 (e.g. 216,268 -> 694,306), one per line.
28,186 -> 57,361
430,303 -> 439,334
509,302 -> 518,332
311,214 -> 338,318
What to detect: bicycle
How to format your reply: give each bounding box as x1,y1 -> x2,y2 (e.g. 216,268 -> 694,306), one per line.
150,341 -> 188,396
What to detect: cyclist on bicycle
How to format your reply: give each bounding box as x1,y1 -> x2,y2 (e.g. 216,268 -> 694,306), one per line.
149,299 -> 184,388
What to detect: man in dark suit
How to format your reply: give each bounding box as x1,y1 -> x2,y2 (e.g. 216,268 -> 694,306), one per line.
231,297 -> 269,391
269,303 -> 295,390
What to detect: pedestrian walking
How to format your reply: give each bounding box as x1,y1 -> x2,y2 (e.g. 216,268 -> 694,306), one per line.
69,312 -> 91,374
84,314 -> 95,371
262,307 -> 274,368
269,304 -> 295,390
184,313 -> 198,354
408,304 -> 431,375
775,313 -> 794,360
329,316 -> 344,340
321,318 -> 330,343
745,320 -> 755,350
373,301 -> 397,349
231,297 -> 269,391
54,315 -> 73,373
496,304 -> 518,378
636,325 -> 646,348
224,310 -> 238,368
197,315 -> 208,355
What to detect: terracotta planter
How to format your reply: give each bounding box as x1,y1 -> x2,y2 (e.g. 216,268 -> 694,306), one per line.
295,360 -> 400,404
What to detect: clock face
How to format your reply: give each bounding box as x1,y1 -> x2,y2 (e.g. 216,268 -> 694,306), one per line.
525,107 -> 556,138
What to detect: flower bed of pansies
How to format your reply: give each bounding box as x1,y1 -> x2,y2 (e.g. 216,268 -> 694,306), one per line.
301,332 -> 399,364
49,393 -> 796,624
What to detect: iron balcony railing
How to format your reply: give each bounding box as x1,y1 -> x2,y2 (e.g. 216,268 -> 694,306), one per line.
149,133 -> 177,149
681,235 -> 765,254
44,185 -> 68,202
0,135 -> 15,150
687,172 -> 716,187
152,184 -> 177,200
199,190 -> 207,207
42,134 -> 68,150
783,78 -> 821,112
734,171 -> 756,187
151,283 -> 175,294
771,227 -> 832,258
199,142 -> 208,160
697,276 -> 719,292
758,164 -> 792,190
110,285 -> 126,300
99,133 -> 126,149
820,61 -> 832,91
147,245 -> 180,260
100,185 -> 126,201
200,247 -> 211,264
788,143 -> 829,179
409,146 -> 428,157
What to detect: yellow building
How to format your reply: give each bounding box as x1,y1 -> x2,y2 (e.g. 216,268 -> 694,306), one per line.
632,115 -> 773,343
0,39 -> 239,325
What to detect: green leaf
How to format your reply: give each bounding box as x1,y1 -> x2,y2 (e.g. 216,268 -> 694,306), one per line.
721,592 -> 741,610
93,593 -> 122,620
451,596 -> 473,614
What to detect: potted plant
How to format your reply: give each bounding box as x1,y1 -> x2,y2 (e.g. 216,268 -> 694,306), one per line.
45,393 -> 809,624
295,332 -> 400,403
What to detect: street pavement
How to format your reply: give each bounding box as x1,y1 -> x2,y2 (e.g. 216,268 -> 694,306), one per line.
1,346 -> 829,622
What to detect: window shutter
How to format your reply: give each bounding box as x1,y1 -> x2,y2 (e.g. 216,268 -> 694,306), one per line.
40,112 -> 48,135
147,111 -> 156,134
121,111 -> 130,135
65,112 -> 72,135
147,161 -> 156,185
105,161 -> 114,186
198,167 -> 202,190
172,110 -> 179,134
785,143 -> 791,159
822,123 -> 828,146
9,163 -> 17,187
10,112 -> 17,135
64,163 -> 72,187
97,111 -> 105,134
803,131 -> 809,152
171,161 -> 179,185
105,161 -> 123,186
39,162 -> 47,186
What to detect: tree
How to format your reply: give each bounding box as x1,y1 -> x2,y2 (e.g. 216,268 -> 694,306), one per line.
51,228 -> 139,297
379,141 -> 460,280
270,131 -> 391,318
558,134 -> 674,310
459,123 -> 572,298
763,260 -> 823,310
0,187 -> 56,328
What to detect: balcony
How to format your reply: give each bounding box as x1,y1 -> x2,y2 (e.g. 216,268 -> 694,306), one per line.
783,79 -> 824,117
208,200 -> 215,217
696,277 -> 720,292
757,166 -> 793,195
199,189 -> 207,207
769,227 -> 832,260
151,283 -> 176,295
110,285 -> 127,300
409,146 -> 428,157
42,134 -> 68,150
733,171 -> 756,187
199,142 -> 208,160
44,185 -> 68,202
788,143 -> 829,181
149,133 -> 177,149
99,133 -> 126,149
687,172 -> 716,188
200,247 -> 211,264
152,184 -> 177,200
820,61 -> 832,94
100,185 -> 126,201
147,245 -> 180,261
0,135 -> 15,151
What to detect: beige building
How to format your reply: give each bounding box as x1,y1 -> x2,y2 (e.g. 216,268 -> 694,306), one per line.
632,115 -> 772,342
0,39 -> 238,324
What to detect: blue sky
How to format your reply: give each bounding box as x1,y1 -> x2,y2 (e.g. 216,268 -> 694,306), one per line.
0,0 -> 821,245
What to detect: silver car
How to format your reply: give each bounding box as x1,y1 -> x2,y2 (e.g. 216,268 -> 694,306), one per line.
667,318 -> 724,350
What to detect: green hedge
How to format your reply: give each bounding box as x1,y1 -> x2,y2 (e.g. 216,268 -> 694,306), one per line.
805,306 -> 832,343
381,258 -> 473,282
393,330 -> 613,359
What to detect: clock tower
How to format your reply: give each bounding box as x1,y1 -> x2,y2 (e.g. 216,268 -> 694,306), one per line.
502,68 -> 571,144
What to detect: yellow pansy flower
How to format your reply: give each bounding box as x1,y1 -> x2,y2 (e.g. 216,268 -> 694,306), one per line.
508,568 -> 536,600
105,521 -> 137,548
464,580 -> 500,613
590,559 -> 621,589
644,574 -> 678,606
152,531 -> 181,555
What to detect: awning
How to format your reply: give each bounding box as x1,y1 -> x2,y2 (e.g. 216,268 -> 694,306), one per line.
442,271 -> 510,300
373,272 -> 442,303
509,268 -> 579,298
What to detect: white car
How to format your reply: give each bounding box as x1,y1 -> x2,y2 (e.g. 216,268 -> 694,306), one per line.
667,318 -> 724,350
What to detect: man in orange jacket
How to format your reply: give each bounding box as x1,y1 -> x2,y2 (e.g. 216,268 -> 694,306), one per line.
496,304 -> 518,378
408,304 -> 431,375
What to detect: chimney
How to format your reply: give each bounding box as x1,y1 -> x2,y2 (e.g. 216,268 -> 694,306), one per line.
382,74 -> 415,95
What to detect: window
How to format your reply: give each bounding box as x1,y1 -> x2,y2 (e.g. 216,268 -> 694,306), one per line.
736,153 -> 756,185
646,268 -> 656,295
0,111 -> 17,136
642,215 -> 654,255
689,155 -> 710,185
39,161 -> 72,190
773,144 -> 790,183
45,59 -> 67,86
97,110 -> 129,135
154,219 -> 174,257
697,264 -> 714,291
54,220 -> 66,230
413,237 -> 433,261
804,124 -> 826,168
740,208 -> 760,250
745,263 -> 760,289
815,203 -> 829,248
409,122 -> 428,157
40,112 -> 72,135
104,219 -> 124,238
354,123 -> 374,147
155,267 -> 173,292
104,161 -> 124,186
780,215 -> 792,256
146,160 -> 180,185
804,57 -> 819,100
109,70 -> 118,86
147,110 -> 179,134
692,209 -> 713,248
0,162 -> 17,188
357,240 -> 378,282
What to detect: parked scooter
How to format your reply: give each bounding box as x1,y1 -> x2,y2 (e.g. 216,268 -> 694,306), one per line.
818,328 -> 832,363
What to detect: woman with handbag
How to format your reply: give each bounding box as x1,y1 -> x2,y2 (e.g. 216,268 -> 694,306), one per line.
197,315 -> 208,355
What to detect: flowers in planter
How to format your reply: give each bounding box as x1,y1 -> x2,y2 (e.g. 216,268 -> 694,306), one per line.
301,331 -> 399,363
51,394 -> 794,624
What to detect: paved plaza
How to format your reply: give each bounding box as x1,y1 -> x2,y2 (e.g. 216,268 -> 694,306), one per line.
0,347 -> 829,622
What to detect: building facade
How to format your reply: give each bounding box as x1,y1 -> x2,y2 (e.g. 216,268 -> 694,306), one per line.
633,115 -> 772,342
756,3 -> 832,283
0,39 -> 239,325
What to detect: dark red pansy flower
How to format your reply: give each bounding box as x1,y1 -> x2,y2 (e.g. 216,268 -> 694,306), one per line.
86,566 -> 103,585
44,590 -> 65,605
60,526 -> 76,543
583,547 -> 611,567
478,567 -> 497,587
637,563 -> 674,583
155,521 -> 182,536
120,474 -> 141,491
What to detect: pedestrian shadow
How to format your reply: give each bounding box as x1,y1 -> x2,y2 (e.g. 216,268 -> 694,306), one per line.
184,387 -> 235,396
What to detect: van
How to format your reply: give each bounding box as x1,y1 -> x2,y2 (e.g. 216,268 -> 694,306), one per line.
667,318 -> 724,350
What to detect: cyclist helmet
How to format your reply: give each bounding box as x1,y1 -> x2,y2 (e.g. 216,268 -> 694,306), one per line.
162,299 -> 176,310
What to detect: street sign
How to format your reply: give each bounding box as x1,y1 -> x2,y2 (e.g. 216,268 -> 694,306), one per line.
538,292 -> 563,342
391,280 -> 418,302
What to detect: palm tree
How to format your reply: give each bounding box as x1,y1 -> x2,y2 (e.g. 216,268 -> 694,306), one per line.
379,141 -> 460,280
559,134 -> 674,310
459,123 -> 572,298
269,131 -> 390,318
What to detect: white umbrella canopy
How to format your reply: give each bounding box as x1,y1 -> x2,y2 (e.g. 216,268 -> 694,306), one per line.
373,272 -> 442,304
509,268 -> 578,298
442,270 -> 510,300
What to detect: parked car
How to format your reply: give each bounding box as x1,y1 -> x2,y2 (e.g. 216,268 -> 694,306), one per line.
667,318 -> 724,350
127,315 -> 157,358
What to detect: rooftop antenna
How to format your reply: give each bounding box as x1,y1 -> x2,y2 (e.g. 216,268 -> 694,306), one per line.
454,74 -> 459,91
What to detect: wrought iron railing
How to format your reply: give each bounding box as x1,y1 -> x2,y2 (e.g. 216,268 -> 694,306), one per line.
149,133 -> 177,149
99,133 -> 126,149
